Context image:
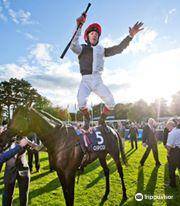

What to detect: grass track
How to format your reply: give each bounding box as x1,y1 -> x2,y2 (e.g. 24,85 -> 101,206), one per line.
0,142 -> 179,205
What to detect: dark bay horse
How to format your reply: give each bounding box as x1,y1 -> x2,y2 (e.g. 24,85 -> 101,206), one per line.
0,106 -> 127,205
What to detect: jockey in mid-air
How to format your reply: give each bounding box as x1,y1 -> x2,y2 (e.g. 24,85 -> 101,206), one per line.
70,14 -> 143,130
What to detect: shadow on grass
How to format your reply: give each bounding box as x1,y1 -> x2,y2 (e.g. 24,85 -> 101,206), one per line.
83,155 -> 112,175
125,148 -> 133,155
119,198 -> 128,206
37,156 -> 48,162
164,162 -> 180,206
143,166 -> 160,205
0,179 -> 3,185
0,186 -> 4,196
12,177 -> 61,205
126,166 -> 144,206
127,166 -> 159,206
126,149 -> 137,160
0,170 -> 53,201
137,166 -> 144,193
86,159 -> 116,189
83,160 -> 100,175
42,165 -> 51,171
30,170 -> 50,182
122,166 -> 144,206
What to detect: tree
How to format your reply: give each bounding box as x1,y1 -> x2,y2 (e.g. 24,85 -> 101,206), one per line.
34,96 -> 52,110
92,103 -> 104,118
0,80 -> 15,120
0,105 -> 2,124
114,103 -> 132,119
150,98 -> 170,119
0,78 -> 51,121
127,99 -> 150,122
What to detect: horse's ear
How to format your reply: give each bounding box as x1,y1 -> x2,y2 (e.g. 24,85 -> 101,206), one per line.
27,101 -> 34,109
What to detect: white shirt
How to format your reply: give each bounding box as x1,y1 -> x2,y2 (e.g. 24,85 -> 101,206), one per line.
166,128 -> 180,148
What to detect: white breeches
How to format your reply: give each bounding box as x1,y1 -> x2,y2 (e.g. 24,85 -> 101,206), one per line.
77,74 -> 115,109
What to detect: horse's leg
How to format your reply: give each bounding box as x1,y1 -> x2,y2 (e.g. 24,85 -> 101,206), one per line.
65,171 -> 76,206
99,156 -> 110,201
57,171 -> 70,206
112,154 -> 127,200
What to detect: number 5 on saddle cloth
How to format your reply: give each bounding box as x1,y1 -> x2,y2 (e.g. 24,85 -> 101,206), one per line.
75,127 -> 106,152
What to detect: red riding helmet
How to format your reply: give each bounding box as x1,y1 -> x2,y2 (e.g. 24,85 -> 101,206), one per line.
84,23 -> 102,42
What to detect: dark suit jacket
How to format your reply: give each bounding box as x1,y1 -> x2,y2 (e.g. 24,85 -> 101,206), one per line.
163,127 -> 169,146
142,125 -> 157,146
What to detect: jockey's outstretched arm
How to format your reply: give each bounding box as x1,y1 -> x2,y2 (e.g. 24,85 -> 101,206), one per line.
104,35 -> 133,57
104,21 -> 143,57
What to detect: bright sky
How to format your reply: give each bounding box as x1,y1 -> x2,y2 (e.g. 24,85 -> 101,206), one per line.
0,0 -> 180,110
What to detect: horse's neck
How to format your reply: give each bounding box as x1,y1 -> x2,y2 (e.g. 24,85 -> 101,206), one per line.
31,110 -> 55,144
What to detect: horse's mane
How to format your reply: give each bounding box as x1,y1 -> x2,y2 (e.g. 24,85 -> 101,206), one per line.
31,108 -> 75,136
37,110 -> 78,144
39,110 -> 64,127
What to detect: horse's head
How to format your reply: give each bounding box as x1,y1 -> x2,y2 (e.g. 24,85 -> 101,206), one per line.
9,106 -> 33,136
0,106 -> 34,151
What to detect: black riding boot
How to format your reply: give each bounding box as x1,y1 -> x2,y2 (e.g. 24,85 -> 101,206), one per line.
80,108 -> 91,131
98,113 -> 107,126
83,112 -> 90,131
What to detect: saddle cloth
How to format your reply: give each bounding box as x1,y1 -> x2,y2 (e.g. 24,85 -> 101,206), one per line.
75,127 -> 106,152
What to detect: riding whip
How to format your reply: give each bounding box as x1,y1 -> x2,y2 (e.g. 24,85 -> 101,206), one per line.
60,3 -> 91,59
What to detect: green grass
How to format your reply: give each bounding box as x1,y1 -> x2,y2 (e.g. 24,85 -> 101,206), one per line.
0,142 -> 179,206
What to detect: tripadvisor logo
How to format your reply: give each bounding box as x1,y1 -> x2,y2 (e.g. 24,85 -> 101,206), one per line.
135,193 -> 143,201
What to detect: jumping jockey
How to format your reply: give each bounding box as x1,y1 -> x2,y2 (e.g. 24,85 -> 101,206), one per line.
70,14 -> 143,130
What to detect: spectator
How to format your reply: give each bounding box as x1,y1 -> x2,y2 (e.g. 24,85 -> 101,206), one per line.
166,120 -> 180,187
128,122 -> 138,149
140,118 -> 161,167
27,133 -> 41,173
2,136 -> 40,206
0,138 -> 29,165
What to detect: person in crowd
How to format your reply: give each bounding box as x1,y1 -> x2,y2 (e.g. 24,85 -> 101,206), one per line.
0,138 -> 30,165
128,122 -> 139,149
163,118 -> 178,146
117,121 -> 126,148
140,118 -> 161,167
2,136 -> 40,206
166,120 -> 180,187
27,133 -> 41,173
0,120 -> 9,172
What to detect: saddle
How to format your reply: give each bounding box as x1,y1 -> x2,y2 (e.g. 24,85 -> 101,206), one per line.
75,127 -> 106,153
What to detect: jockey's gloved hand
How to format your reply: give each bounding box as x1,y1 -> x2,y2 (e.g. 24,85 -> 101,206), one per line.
129,21 -> 144,38
76,13 -> 87,28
